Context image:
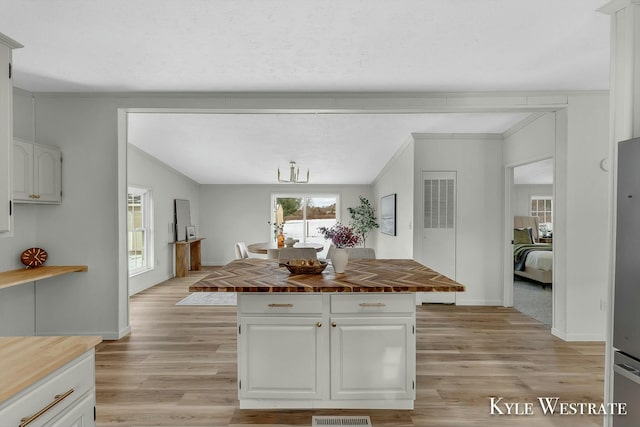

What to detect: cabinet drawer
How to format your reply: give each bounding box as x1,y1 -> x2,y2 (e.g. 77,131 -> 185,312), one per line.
238,294 -> 323,314
0,350 -> 95,427
331,293 -> 415,314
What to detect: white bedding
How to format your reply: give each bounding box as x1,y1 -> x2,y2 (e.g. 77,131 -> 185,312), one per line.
525,247 -> 553,271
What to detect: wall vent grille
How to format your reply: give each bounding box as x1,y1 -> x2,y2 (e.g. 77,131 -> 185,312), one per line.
424,178 -> 455,229
312,415 -> 372,426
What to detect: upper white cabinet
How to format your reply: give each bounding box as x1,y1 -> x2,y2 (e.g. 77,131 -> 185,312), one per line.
0,33 -> 23,232
14,138 -> 62,204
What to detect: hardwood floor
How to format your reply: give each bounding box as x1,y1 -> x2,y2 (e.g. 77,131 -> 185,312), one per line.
96,267 -> 605,426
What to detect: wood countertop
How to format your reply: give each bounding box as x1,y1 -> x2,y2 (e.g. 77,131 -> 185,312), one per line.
0,335 -> 102,403
0,265 -> 89,290
190,258 -> 465,293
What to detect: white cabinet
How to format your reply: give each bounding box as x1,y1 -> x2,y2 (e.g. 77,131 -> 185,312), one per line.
330,293 -> 415,401
0,350 -> 96,427
330,317 -> 415,400
14,138 -> 62,204
238,316 -> 325,400
0,33 -> 22,232
236,293 -> 415,409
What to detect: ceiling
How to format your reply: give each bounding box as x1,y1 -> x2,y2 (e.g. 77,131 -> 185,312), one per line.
0,0 -> 610,184
513,158 -> 553,185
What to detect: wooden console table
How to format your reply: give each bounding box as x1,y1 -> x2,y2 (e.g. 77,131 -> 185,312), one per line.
173,238 -> 204,278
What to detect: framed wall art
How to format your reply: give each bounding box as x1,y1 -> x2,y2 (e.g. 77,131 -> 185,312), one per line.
186,226 -> 196,240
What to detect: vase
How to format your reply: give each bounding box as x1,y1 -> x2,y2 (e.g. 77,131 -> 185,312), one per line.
277,231 -> 285,248
330,248 -> 349,274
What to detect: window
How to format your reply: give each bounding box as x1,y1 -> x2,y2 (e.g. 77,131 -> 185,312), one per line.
128,187 -> 153,276
530,196 -> 552,235
271,194 -> 339,256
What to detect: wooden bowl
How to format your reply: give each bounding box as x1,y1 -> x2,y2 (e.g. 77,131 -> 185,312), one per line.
284,260 -> 328,275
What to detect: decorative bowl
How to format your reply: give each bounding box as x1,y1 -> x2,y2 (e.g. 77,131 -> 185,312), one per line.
284,238 -> 299,247
284,260 -> 328,275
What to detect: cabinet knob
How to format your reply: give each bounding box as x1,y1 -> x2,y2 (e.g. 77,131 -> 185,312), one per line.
331,322 -> 337,327
316,322 -> 322,327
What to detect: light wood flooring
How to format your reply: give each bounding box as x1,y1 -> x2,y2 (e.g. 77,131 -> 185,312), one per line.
96,267 -> 605,426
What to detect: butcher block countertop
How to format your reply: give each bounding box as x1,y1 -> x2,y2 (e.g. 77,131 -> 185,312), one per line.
0,265 -> 88,290
190,258 -> 465,293
0,336 -> 102,403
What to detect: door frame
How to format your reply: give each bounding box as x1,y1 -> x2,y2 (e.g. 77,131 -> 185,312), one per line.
503,157 -> 555,328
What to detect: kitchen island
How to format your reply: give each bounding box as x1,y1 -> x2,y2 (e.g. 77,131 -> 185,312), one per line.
190,258 -> 464,409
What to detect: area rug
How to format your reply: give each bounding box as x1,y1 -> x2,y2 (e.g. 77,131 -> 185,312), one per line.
176,292 -> 237,306
513,278 -> 551,326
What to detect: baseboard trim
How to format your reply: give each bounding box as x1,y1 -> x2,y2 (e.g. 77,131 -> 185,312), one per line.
455,299 -> 503,306
552,328 -> 605,342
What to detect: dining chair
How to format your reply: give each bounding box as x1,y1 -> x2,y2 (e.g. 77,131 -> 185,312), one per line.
234,242 -> 249,259
346,247 -> 376,259
266,249 -> 279,260
278,247 -> 317,264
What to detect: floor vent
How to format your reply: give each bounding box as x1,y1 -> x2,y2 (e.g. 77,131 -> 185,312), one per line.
312,416 -> 372,426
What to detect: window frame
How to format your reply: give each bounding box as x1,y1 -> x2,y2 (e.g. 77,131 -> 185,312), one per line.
270,193 -> 341,243
127,186 -> 154,277
529,195 -> 553,227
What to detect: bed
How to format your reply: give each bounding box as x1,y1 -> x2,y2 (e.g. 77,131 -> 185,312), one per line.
513,216 -> 553,285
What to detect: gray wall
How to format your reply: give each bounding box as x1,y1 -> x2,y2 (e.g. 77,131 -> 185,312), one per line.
199,184 -> 373,265
127,144 -> 201,295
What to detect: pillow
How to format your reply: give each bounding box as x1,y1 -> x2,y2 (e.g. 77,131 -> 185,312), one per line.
514,228 -> 533,244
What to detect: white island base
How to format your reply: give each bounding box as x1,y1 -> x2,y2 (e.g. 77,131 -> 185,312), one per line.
237,292 -> 416,410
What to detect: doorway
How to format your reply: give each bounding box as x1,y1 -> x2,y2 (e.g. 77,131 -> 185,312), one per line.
506,158 -> 554,326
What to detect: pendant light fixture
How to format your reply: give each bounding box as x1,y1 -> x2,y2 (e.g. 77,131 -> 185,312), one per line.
277,161 -> 309,184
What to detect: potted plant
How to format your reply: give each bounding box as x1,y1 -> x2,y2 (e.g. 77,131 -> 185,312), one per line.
318,223 -> 360,273
347,195 -> 379,247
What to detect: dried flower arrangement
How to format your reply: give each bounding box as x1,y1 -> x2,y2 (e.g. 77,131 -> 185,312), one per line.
317,223 -> 361,248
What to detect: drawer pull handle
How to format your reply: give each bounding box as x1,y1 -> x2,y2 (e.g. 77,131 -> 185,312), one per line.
359,302 -> 386,307
19,388 -> 74,427
332,322 -> 337,327
268,303 -> 293,308
317,322 -> 322,327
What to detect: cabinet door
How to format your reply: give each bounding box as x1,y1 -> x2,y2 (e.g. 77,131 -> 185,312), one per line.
46,392 -> 95,427
34,144 -> 61,203
238,316 -> 325,400
13,138 -> 34,201
331,317 -> 415,400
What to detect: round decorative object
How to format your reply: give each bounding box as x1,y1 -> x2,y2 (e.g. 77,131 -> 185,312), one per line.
20,247 -> 48,268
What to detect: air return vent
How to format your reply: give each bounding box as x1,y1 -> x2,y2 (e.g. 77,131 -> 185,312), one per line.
312,416 -> 372,426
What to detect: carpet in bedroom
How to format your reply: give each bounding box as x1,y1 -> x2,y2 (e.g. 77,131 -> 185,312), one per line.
513,278 -> 552,326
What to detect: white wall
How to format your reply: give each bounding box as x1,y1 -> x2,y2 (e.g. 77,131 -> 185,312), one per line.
127,144 -> 201,295
199,184 -> 373,265
373,138 -> 414,259
504,113 -> 555,166
413,134 -> 504,306
503,97 -> 610,341
564,94 -> 610,341
513,184 -> 553,217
